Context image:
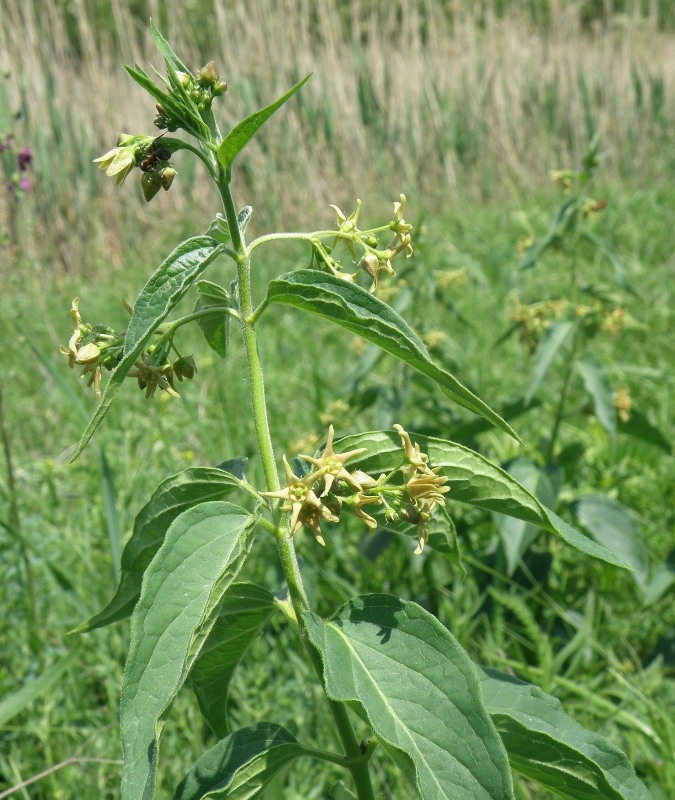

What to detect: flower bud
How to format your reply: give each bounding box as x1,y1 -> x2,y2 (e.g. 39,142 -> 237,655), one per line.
173,355 -> 196,381
75,343 -> 101,365
213,80 -> 228,96
141,171 -> 162,202
116,133 -> 135,147
198,61 -> 219,85
158,166 -> 176,191
176,71 -> 192,89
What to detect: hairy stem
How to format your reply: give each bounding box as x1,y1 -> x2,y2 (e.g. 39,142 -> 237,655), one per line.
217,171 -> 375,800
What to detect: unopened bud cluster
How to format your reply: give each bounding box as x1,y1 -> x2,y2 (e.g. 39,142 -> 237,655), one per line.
262,424 -> 449,553
313,195 -> 414,293
155,60 -> 227,130
60,298 -> 196,400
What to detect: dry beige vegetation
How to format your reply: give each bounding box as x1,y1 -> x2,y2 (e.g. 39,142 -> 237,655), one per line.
0,0 -> 673,270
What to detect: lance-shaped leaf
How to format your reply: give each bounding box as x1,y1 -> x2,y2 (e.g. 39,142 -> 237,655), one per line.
581,231 -> 636,294
304,594 -> 514,800
265,270 -> 519,441
493,458 -> 560,576
332,430 -> 631,568
173,722 -> 306,800
190,583 -> 278,738
149,20 -> 191,74
575,359 -> 617,437
477,666 -> 653,800
194,280 -> 233,358
73,463 -> 250,633
218,76 -> 311,171
73,238 -> 225,459
120,501 -> 255,800
526,320 -> 575,403
517,198 -> 578,271
571,494 -> 646,583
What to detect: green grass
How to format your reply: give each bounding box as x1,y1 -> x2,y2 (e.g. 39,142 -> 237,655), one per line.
1,179 -> 673,796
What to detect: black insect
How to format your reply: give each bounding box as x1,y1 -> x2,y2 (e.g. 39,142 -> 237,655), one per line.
140,134 -> 172,172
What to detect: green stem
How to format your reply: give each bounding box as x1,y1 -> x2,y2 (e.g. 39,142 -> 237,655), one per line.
216,170 -> 375,800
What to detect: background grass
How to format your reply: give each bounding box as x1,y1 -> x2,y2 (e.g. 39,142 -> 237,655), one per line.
0,1 -> 673,798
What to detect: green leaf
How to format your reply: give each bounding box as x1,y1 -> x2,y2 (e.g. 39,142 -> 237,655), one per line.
582,231 -> 636,294
304,594 -> 514,800
572,494 -> 646,582
173,722 -> 305,800
73,464 -> 249,633
618,409 -> 671,453
73,238 -> 225,459
149,20 -> 191,74
194,280 -> 233,358
334,430 -> 632,568
517,198 -> 578,271
218,75 -> 311,171
266,270 -> 520,442
526,320 -> 575,403
478,666 -> 653,800
190,583 -> 278,738
100,448 -> 122,584
0,651 -> 77,726
493,457 -> 560,575
331,781 -> 358,799
125,237 -> 225,354
576,358 -> 617,436
121,501 -> 255,800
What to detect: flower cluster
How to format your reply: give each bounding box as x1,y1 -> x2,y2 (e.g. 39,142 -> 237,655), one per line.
94,134 -> 176,202
263,424 -> 449,553
60,298 -> 196,400
511,295 -> 634,353
312,195 -> 414,293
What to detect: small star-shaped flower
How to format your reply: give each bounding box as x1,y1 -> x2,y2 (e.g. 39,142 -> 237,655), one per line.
300,425 -> 367,497
261,455 -> 338,534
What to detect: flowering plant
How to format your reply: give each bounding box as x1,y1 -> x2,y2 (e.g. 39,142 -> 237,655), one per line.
67,24 -> 650,800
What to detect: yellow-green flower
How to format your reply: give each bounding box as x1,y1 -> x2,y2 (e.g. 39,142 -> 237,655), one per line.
93,145 -> 136,186
261,455 -> 338,537
300,424 -> 366,497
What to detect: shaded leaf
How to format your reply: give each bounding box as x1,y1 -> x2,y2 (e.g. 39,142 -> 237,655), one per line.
334,430 -> 632,568
194,280 -> 233,358
74,238 -> 225,458
517,198 -> 578,271
576,359 -> 616,436
74,464 -> 249,633
493,457 -> 560,575
572,494 -> 646,583
173,722 -> 305,800
526,320 -> 575,403
582,231 -> 636,294
218,76 -> 311,171
121,501 -> 255,800
478,666 -> 653,800
304,594 -> 514,800
190,583 -> 278,738
618,410 -> 671,453
266,270 -> 520,441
